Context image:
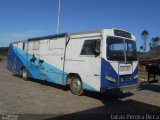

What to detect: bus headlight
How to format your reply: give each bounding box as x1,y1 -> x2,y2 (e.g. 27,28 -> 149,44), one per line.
134,75 -> 138,79
106,76 -> 116,82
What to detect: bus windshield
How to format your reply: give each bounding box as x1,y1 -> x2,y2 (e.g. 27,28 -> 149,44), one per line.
107,37 -> 137,61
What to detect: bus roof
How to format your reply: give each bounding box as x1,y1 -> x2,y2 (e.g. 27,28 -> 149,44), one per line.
11,28 -> 135,44
28,33 -> 67,41
12,33 -> 67,44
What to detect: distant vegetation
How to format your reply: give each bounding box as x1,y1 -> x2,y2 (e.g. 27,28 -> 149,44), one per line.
140,30 -> 160,52
0,47 -> 8,61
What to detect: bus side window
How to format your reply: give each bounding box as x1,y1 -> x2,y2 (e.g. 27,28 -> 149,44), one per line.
22,43 -> 25,50
80,40 -> 98,56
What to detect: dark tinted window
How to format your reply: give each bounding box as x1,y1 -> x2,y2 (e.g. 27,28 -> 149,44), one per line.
23,43 -> 25,50
125,39 -> 137,61
114,29 -> 131,39
107,37 -> 125,61
107,37 -> 137,61
81,40 -> 96,55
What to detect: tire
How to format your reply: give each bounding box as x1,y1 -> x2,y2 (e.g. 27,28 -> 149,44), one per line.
70,76 -> 83,96
21,68 -> 28,80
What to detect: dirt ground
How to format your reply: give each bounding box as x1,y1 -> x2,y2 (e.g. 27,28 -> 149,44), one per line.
0,62 -> 160,120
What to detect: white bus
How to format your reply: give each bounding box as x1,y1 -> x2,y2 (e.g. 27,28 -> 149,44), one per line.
7,28 -> 139,95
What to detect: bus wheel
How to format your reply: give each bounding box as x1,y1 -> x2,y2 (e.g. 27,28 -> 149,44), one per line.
70,76 -> 83,96
21,68 -> 28,80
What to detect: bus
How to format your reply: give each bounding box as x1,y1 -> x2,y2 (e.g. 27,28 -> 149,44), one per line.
7,28 -> 139,95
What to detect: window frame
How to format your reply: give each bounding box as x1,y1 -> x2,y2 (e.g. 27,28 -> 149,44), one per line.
80,39 -> 101,57
34,41 -> 40,50
28,41 -> 40,50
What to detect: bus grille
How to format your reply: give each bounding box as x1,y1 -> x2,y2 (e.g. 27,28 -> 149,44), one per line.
119,66 -> 131,72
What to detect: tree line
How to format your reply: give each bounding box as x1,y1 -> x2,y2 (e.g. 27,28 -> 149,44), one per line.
140,30 -> 160,52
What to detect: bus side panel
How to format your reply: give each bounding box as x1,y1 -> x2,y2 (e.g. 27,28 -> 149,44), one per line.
16,42 -> 28,74
26,39 -> 67,85
27,40 -> 46,80
65,37 -> 101,92
7,44 -> 17,72
26,53 -> 67,84
45,37 -> 67,85
8,41 -> 67,85
7,44 -> 27,75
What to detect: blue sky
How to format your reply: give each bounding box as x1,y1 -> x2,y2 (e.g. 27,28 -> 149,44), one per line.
0,0 -> 160,50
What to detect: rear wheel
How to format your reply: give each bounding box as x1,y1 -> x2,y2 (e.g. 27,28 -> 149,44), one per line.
21,68 -> 28,80
70,76 -> 83,96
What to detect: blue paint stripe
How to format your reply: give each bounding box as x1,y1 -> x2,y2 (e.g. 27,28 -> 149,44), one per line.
8,46 -> 98,91
10,46 -> 67,85
101,58 -> 138,89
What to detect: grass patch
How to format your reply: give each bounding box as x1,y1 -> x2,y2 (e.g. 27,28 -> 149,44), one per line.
138,65 -> 160,83
0,47 -> 8,61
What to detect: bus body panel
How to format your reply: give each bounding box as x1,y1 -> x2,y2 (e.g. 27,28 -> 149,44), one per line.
101,58 -> 138,89
27,37 -> 67,84
7,29 -> 139,93
8,37 -> 68,85
65,36 -> 101,91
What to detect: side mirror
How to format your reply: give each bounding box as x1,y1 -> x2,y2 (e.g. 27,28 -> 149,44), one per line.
95,49 -> 101,54
95,40 -> 101,56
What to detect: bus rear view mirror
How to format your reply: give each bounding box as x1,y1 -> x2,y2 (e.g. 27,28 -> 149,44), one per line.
95,40 -> 101,56
95,49 -> 101,56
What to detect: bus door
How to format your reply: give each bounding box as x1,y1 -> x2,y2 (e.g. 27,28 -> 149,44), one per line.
38,40 -> 48,80
27,40 -> 43,79
47,37 -> 67,84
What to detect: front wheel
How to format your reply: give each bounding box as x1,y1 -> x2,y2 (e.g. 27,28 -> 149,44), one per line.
21,68 -> 28,80
70,76 -> 83,96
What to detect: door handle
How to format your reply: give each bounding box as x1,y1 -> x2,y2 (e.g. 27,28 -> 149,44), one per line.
61,57 -> 63,60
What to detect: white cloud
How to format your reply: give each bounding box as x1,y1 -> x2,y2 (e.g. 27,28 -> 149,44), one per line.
0,29 -> 44,46
0,38 -> 5,41
9,33 -> 31,37
7,29 -> 43,38
27,29 -> 43,33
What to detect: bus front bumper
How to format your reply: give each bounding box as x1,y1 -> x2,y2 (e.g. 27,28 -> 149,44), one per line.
100,83 -> 140,93
117,83 -> 140,92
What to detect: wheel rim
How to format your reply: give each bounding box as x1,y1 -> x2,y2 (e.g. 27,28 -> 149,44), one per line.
72,78 -> 81,92
22,69 -> 27,78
